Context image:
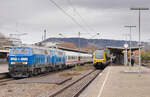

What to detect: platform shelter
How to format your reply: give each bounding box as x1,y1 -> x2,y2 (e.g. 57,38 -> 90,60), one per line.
106,46 -> 139,65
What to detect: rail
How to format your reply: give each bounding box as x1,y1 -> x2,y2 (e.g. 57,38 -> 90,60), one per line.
0,72 -> 9,79
48,70 -> 101,97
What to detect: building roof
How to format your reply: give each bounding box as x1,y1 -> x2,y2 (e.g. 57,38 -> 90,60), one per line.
0,50 -> 9,53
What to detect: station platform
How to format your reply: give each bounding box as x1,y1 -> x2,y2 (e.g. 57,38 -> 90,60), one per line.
0,64 -> 8,73
79,65 -> 150,97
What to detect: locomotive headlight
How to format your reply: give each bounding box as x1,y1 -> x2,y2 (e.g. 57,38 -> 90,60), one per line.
11,58 -> 17,60
21,58 -> 28,61
22,62 -> 28,64
11,62 -> 15,64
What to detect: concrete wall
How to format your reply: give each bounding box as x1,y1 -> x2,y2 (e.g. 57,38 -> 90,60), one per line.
0,58 -> 7,64
0,52 -> 8,64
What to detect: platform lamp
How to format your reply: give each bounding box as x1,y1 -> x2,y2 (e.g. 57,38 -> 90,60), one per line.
78,32 -> 81,65
87,32 -> 101,62
130,8 -> 149,73
124,43 -> 128,66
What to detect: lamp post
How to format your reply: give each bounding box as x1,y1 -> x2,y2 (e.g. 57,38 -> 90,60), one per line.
130,8 -> 149,73
78,32 -> 81,65
124,43 -> 128,66
88,32 -> 101,61
123,32 -> 130,67
124,26 -> 136,69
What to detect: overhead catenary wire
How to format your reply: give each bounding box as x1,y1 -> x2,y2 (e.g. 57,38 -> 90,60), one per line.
67,0 -> 96,33
48,0 -> 91,35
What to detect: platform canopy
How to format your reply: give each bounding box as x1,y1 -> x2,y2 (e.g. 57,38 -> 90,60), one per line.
106,46 -> 139,65
106,46 -> 139,51
106,46 -> 140,54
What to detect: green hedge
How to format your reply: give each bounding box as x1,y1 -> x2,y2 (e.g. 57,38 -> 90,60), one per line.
141,50 -> 150,62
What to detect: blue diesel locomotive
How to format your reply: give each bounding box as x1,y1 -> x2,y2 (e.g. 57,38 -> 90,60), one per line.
8,46 -> 65,77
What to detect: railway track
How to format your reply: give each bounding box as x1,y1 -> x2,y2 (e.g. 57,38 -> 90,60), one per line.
0,78 -> 15,86
48,70 -> 101,97
0,72 -> 14,86
0,68 -> 70,86
0,72 -> 51,86
0,72 -> 9,79
0,72 -> 55,86
0,78 -> 14,83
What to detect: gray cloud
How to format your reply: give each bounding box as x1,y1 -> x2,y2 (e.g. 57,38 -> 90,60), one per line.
59,0 -> 150,9
0,0 -> 150,43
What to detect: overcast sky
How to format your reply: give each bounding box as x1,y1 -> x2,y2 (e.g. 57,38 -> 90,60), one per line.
0,0 -> 150,44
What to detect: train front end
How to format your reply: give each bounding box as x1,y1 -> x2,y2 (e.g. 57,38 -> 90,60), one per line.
8,47 -> 32,78
93,50 -> 107,69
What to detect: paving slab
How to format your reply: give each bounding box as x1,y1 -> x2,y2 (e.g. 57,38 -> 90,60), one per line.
79,66 -> 150,97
